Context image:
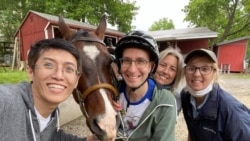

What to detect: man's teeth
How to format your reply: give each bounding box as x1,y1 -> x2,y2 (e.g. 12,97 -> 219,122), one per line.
48,84 -> 64,89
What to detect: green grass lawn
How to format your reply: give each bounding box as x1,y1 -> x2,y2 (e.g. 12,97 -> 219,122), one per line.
0,67 -> 28,84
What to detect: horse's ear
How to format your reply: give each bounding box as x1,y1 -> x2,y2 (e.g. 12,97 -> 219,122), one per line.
58,16 -> 74,41
95,14 -> 107,40
107,47 -> 116,55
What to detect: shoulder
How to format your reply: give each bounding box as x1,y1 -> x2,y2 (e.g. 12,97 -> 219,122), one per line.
0,81 -> 29,93
153,86 -> 176,105
215,86 -> 250,116
0,82 -> 30,113
0,82 -> 30,101
216,86 -> 242,106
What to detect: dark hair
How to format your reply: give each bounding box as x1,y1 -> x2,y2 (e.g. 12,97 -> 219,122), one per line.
27,38 -> 82,74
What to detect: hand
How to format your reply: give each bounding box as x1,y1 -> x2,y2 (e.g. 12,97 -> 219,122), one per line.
112,101 -> 121,111
85,135 -> 95,141
86,135 -> 115,141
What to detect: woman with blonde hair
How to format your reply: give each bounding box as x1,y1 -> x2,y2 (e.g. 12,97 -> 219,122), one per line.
153,47 -> 186,113
181,48 -> 250,141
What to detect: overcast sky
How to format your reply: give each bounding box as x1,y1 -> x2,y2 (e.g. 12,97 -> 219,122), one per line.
131,0 -> 190,31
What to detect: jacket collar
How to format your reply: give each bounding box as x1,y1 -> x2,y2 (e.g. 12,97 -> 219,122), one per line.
198,84 -> 220,120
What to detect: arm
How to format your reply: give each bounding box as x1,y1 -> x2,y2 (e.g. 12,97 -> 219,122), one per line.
52,130 -> 112,141
223,104 -> 250,140
51,129 -> 87,141
151,95 -> 177,141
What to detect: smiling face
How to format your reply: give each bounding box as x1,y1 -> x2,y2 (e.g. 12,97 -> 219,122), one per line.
185,56 -> 215,91
27,49 -> 80,108
154,54 -> 178,86
120,48 -> 153,88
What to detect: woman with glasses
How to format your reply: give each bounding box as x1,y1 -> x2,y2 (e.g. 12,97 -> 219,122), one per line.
181,49 -> 250,141
0,38 -> 103,141
114,31 -> 177,141
153,47 -> 185,114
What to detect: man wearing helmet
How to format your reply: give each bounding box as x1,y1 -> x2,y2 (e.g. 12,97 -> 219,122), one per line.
114,31 -> 177,141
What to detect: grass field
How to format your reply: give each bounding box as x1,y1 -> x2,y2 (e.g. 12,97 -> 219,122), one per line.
0,67 -> 28,84
219,73 -> 250,79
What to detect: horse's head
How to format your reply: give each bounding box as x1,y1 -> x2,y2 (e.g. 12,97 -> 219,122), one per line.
58,15 -> 119,140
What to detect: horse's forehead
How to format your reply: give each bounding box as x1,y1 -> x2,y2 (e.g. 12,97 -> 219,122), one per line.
77,29 -> 97,38
83,45 -> 100,61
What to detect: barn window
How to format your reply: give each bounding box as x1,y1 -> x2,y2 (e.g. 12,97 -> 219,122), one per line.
104,36 -> 117,47
52,26 -> 77,39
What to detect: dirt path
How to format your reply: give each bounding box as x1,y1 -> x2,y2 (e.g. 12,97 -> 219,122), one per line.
61,74 -> 250,140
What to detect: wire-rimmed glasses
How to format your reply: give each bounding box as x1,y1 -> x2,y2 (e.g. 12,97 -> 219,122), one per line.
35,62 -> 80,77
119,58 -> 150,69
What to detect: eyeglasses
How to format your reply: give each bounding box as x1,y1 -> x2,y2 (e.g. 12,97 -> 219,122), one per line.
185,66 -> 214,75
119,58 -> 150,69
159,63 -> 177,73
35,62 -> 80,77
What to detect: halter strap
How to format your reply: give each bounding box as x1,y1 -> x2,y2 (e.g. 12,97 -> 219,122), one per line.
82,83 -> 118,101
71,37 -> 106,46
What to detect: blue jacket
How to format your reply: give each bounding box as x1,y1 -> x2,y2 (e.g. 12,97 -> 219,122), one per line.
181,84 -> 250,141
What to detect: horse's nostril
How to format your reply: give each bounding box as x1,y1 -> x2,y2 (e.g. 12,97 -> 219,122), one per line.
93,119 -> 101,130
92,118 -> 107,140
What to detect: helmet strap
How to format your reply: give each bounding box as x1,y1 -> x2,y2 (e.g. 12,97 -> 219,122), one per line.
125,74 -> 150,111
151,63 -> 156,73
130,78 -> 148,92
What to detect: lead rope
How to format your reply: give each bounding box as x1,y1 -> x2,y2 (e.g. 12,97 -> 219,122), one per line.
116,111 -> 127,140
56,110 -> 60,131
29,109 -> 37,141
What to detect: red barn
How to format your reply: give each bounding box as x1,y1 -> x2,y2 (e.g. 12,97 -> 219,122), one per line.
148,27 -> 218,54
14,10 -> 125,62
215,36 -> 250,73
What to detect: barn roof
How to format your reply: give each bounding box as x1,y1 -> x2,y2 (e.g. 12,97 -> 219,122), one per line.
217,36 -> 250,46
16,10 -> 125,36
148,27 -> 218,41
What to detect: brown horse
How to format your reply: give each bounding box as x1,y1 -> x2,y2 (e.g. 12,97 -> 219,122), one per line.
58,15 -> 119,140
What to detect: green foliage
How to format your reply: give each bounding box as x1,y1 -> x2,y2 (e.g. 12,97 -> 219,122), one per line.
183,0 -> 250,43
149,18 -> 175,31
0,0 -> 138,41
0,68 -> 28,84
247,41 -> 250,59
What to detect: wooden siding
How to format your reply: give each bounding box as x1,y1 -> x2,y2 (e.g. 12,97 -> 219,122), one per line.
178,39 -> 209,54
15,11 -> 124,61
158,39 -> 209,55
18,13 -> 48,60
217,39 -> 248,72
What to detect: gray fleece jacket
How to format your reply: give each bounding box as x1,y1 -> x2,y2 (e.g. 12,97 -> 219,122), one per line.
0,81 -> 85,141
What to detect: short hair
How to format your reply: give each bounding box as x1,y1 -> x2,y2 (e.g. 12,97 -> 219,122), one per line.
27,38 -> 82,74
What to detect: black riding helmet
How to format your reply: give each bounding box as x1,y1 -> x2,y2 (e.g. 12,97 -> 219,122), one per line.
115,30 -> 159,73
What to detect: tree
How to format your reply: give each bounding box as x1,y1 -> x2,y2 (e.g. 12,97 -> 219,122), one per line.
183,0 -> 250,43
0,0 -> 138,41
149,18 -> 175,31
